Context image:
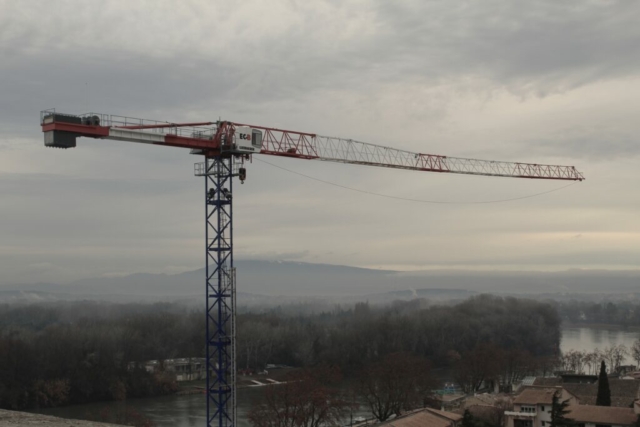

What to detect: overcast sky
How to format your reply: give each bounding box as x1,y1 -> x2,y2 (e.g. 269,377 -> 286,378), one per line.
1,0 -> 639,285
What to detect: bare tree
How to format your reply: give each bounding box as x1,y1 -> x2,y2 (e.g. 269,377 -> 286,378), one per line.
631,339 -> 640,368
584,351 -> 599,375
248,365 -> 351,427
612,344 -> 629,371
454,344 -> 500,394
497,348 -> 533,391
601,344 -> 629,373
561,349 -> 586,374
358,352 -> 431,421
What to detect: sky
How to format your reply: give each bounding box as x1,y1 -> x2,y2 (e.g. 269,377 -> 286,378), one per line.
1,0 -> 639,285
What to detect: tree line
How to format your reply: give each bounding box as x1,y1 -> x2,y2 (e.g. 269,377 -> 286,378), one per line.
0,302 -> 200,409
557,299 -> 640,326
238,294 -> 560,373
0,294 -> 561,410
560,342 -> 640,374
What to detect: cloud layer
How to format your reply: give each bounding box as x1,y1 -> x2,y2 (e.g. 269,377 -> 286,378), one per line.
1,0 -> 639,285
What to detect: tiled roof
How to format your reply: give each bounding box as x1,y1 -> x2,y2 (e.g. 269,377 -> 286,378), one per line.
567,405 -> 637,425
467,404 -> 501,421
565,380 -> 639,407
380,409 -> 462,427
532,377 -> 640,407
464,395 -> 493,407
533,377 -> 562,387
425,408 -> 462,422
514,387 -> 563,405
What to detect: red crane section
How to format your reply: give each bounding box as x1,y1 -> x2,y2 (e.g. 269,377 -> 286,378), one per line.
40,110 -> 585,181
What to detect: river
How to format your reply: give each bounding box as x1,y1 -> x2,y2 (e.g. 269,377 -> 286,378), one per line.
34,324 -> 640,426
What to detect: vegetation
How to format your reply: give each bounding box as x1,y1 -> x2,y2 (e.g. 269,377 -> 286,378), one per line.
0,302 -> 195,409
596,360 -> 611,406
557,300 -> 640,326
248,365 -> 351,427
461,409 -> 493,427
550,391 -> 574,427
357,352 -> 431,421
559,344 -> 631,374
239,294 -> 560,372
0,294 -> 561,410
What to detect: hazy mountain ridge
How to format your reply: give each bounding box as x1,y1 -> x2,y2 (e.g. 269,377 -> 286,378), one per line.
1,260 -> 639,305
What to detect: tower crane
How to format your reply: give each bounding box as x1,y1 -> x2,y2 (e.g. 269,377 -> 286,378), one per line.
39,109 -> 584,427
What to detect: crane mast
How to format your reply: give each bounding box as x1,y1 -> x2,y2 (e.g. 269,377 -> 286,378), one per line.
39,110 -> 584,427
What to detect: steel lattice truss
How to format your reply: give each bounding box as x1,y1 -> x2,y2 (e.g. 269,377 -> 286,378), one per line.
41,110 -> 584,181
204,157 -> 237,427
250,125 -> 585,181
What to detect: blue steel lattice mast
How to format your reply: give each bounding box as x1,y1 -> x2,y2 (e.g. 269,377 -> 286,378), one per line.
202,156 -> 237,427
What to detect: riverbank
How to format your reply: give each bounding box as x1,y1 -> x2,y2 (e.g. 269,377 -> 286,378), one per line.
176,367 -> 298,395
562,322 -> 640,331
0,409 -> 123,427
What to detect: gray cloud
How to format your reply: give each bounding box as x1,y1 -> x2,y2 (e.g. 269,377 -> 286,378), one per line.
528,132 -> 640,161
4,1 -> 640,134
1,0 -> 639,284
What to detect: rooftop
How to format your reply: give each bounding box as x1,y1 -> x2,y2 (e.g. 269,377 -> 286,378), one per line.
534,377 -> 640,407
567,405 -> 637,425
379,408 -> 462,427
513,387 -> 565,405
0,410 -> 123,427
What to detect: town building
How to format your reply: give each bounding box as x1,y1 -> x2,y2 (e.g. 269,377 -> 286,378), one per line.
131,358 -> 207,382
375,408 -> 462,427
505,386 -> 640,427
505,386 -> 579,427
566,405 -> 638,427
533,377 -> 640,407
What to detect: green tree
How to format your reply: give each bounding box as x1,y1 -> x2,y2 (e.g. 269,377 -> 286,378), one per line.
461,409 -> 492,427
461,409 -> 476,427
460,409 -> 478,427
596,360 -> 611,406
550,391 -> 574,427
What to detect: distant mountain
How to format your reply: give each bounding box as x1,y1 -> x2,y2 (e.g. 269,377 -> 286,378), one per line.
1,260 -> 639,305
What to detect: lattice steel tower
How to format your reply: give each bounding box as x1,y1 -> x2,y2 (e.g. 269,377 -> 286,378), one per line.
200,156 -> 238,427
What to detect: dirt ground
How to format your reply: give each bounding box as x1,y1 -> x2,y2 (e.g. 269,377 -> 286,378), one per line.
237,367 -> 298,388
0,410 -> 123,427
178,367 -> 299,391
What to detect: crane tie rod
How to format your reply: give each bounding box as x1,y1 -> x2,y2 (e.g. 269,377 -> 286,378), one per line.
254,158 -> 578,205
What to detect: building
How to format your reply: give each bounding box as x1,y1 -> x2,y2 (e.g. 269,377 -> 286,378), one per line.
566,405 -> 638,427
505,387 -> 579,427
533,377 -> 640,407
131,357 -> 207,382
376,408 -> 463,427
506,386 -> 640,427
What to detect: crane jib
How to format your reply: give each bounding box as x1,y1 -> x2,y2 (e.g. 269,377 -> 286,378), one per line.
40,110 -> 584,181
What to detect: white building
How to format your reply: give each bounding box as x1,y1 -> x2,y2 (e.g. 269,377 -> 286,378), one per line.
505,387 -> 579,427
505,386 -> 639,427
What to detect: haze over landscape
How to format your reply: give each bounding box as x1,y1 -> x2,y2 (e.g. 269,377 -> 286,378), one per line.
2,260 -> 639,305
4,2 -> 640,427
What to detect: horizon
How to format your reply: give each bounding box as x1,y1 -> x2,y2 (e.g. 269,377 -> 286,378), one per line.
4,258 -> 640,287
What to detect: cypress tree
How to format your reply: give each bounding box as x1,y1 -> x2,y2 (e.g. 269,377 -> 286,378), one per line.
461,409 -> 478,427
550,391 -> 574,427
596,360 -> 611,406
